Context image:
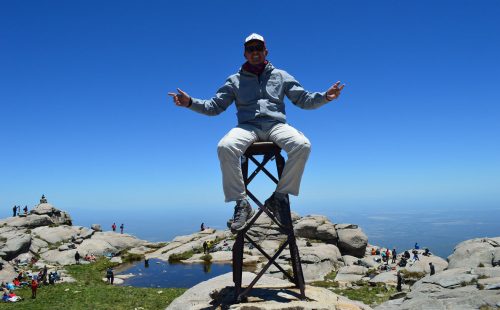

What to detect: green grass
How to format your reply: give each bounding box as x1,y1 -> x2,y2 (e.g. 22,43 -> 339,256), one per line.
0,258 -> 186,310
332,283 -> 396,306
121,252 -> 144,264
168,250 -> 195,263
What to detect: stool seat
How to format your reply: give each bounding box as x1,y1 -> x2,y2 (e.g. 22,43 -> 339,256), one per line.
245,142 -> 281,156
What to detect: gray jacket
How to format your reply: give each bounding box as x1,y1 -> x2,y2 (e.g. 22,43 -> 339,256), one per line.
189,62 -> 329,124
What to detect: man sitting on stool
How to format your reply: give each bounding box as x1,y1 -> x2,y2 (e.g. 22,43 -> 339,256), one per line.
169,33 -> 345,232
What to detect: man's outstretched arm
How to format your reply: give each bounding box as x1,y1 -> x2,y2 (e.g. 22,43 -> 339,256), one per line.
168,79 -> 235,116
284,72 -> 345,109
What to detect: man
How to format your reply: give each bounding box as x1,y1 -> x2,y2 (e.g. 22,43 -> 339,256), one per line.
106,267 -> 114,284
120,223 -> 124,234
169,33 -> 345,232
74,251 -> 81,264
12,205 -> 16,217
396,271 -> 403,292
429,262 -> 435,275
112,222 -> 116,232
391,248 -> 397,264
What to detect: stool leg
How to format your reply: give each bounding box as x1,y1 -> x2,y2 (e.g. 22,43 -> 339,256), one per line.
232,233 -> 244,301
276,151 -> 306,299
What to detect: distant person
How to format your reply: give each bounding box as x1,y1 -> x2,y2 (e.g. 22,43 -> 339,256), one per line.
42,265 -> 48,285
112,223 -> 116,232
414,242 -> 420,250
429,262 -> 435,275
397,271 -> 403,292
17,205 -> 20,215
203,241 -> 208,254
412,250 -> 419,261
371,248 -> 376,255
404,250 -> 411,260
392,248 -> 397,264
200,223 -> 205,231
23,205 -> 28,215
106,267 -> 114,284
385,249 -> 391,260
120,223 -> 124,234
12,205 -> 16,217
375,248 -> 380,255
31,278 -> 38,298
423,248 -> 431,256
381,250 -> 387,262
74,251 -> 81,264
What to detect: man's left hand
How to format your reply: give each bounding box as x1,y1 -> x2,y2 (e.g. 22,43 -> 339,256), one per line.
326,81 -> 345,101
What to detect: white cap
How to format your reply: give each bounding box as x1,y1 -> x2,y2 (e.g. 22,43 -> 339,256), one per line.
244,33 -> 265,45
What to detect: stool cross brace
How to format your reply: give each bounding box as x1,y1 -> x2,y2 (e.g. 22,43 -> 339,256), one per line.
232,142 -> 306,302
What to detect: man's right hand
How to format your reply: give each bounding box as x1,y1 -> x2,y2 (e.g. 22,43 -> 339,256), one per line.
168,88 -> 192,107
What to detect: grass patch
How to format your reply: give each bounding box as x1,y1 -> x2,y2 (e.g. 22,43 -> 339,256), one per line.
168,250 -> 195,263
147,242 -> 168,249
332,282 -> 395,306
310,270 -> 339,288
121,252 -> 144,263
0,257 -> 185,309
200,254 -> 212,263
399,270 -> 426,280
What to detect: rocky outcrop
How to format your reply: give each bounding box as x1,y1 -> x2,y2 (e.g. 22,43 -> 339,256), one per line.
447,237 -> 500,268
376,239 -> 500,310
336,224 -> 368,258
166,272 -> 373,310
6,214 -> 54,228
0,231 -> 31,260
30,203 -> 72,225
294,215 -> 338,243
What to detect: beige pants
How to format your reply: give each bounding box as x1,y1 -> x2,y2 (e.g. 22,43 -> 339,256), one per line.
217,122 -> 311,202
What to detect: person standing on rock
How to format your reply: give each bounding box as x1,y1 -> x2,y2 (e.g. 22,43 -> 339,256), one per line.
396,271 -> 403,292
112,223 -> 116,232
106,267 -> 114,284
169,33 -> 345,232
392,248 -> 397,264
12,205 -> 17,217
120,223 -> 124,234
23,205 -> 28,215
74,251 -> 81,264
429,262 -> 435,276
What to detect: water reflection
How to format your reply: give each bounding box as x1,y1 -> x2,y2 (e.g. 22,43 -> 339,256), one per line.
116,258 -> 232,288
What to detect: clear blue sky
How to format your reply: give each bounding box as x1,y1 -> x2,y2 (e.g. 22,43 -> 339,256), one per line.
1,1 -> 499,217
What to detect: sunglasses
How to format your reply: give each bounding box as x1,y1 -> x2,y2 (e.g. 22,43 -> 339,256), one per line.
245,45 -> 265,53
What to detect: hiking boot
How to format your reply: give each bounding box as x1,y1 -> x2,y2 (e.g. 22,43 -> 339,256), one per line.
264,192 -> 291,230
229,199 -> 254,232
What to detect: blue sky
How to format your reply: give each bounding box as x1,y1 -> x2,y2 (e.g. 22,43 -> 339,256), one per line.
1,0 -> 499,221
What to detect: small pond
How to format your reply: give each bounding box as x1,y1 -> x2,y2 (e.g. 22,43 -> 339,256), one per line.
115,258 -> 233,288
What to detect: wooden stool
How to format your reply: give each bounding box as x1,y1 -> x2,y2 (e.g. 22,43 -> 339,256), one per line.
232,142 -> 306,302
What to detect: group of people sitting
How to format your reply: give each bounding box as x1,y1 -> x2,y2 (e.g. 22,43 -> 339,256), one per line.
1,266 -> 63,302
84,253 -> 97,262
370,244 -> 432,269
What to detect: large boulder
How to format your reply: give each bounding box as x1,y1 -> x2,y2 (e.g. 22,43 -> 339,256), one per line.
447,237 -> 500,268
6,214 -> 54,228
0,233 -> 31,260
31,203 -> 72,225
294,215 -> 338,244
31,225 -> 83,244
336,224 -> 368,258
166,272 -> 372,310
